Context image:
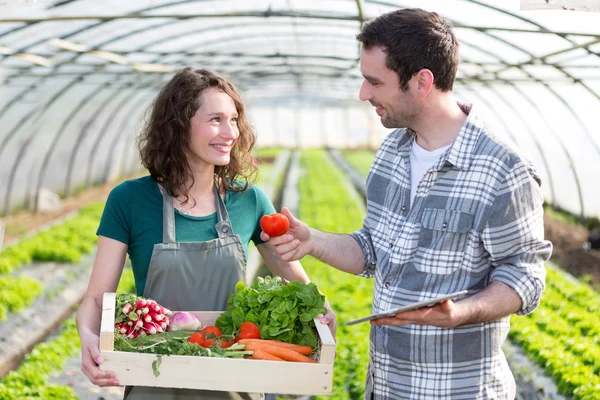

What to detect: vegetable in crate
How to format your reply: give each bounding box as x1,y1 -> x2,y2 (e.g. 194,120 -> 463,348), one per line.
168,311 -> 202,331
115,294 -> 173,338
215,276 -> 326,348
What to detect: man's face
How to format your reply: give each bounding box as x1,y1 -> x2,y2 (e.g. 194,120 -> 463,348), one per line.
358,45 -> 420,129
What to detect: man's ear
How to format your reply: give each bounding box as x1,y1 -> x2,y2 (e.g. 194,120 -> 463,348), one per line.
415,69 -> 434,97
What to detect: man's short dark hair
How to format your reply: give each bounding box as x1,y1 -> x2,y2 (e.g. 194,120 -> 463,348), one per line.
356,8 -> 459,92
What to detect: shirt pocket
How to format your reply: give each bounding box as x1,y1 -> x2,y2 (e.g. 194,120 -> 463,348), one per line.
415,208 -> 474,275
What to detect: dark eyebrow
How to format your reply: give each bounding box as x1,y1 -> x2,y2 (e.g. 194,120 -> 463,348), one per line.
207,111 -> 238,117
363,74 -> 382,84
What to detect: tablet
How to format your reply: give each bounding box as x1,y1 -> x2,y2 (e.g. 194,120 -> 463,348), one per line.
345,290 -> 469,326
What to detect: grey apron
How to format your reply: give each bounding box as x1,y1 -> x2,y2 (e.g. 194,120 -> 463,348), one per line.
124,183 -> 263,400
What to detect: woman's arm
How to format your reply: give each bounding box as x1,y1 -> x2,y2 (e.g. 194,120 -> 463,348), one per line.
76,236 -> 128,387
256,241 -> 310,284
257,242 -> 337,338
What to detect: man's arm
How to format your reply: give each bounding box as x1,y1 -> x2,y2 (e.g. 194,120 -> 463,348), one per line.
262,207 -> 367,275
309,229 -> 366,275
371,281 -> 520,328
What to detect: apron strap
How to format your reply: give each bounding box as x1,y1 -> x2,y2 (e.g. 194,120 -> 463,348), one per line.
214,181 -> 235,239
160,187 -> 177,244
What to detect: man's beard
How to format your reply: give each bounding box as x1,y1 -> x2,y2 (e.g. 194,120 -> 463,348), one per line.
381,109 -> 416,129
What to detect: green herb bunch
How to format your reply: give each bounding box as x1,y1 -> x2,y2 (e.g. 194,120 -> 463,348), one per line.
215,276 -> 326,348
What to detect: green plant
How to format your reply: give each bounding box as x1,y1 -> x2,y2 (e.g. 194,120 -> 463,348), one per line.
298,149 -> 372,399
0,319 -> 80,399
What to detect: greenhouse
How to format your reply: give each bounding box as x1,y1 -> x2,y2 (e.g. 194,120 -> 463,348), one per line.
0,0 -> 599,399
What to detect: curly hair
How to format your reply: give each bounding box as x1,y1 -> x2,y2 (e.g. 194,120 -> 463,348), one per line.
356,8 -> 459,92
137,68 -> 257,202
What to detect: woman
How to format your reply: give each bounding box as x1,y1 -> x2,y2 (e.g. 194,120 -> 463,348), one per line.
76,68 -> 336,400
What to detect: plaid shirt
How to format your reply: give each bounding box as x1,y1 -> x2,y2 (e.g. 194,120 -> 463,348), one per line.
350,103 -> 552,400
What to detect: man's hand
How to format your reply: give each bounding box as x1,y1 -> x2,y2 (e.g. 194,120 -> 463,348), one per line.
370,300 -> 464,328
260,207 -> 313,262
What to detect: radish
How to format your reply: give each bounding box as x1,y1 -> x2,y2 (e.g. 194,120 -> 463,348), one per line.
122,303 -> 133,314
143,321 -> 157,335
115,294 -> 172,339
149,311 -> 163,322
135,299 -> 147,308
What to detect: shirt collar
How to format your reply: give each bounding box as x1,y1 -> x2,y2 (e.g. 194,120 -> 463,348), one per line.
394,102 -> 483,171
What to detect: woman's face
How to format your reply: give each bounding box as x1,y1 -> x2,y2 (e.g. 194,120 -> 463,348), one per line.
188,87 -> 239,169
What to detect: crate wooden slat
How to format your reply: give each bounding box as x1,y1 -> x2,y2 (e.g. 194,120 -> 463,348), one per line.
99,292 -> 335,395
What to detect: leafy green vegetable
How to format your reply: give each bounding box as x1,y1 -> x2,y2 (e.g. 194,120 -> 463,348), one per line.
215,276 -> 326,348
114,330 -> 252,358
152,355 -> 162,377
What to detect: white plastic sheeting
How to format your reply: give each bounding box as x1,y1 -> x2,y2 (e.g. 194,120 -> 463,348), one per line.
0,0 -> 599,219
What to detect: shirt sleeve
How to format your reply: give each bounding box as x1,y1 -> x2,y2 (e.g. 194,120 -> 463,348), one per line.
250,184 -> 277,246
349,218 -> 377,277
96,181 -> 132,245
483,159 -> 552,316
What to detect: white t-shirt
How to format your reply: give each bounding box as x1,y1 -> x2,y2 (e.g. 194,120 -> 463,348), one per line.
409,140 -> 451,206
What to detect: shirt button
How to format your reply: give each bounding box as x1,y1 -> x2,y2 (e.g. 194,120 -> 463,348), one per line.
389,242 -> 393,248
442,223 -> 447,230
401,205 -> 407,212
385,282 -> 391,289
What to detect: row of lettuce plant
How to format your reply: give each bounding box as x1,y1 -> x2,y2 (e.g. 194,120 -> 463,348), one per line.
0,268 -> 138,400
0,319 -> 80,399
296,149 -> 373,399
0,202 -> 103,274
340,149 -> 600,399
341,149 -> 376,178
509,266 -> 600,399
0,202 -> 104,321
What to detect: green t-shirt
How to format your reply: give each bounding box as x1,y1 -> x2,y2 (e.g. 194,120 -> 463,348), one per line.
97,175 -> 275,295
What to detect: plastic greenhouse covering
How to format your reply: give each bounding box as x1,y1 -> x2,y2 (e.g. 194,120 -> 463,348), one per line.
0,0 -> 599,220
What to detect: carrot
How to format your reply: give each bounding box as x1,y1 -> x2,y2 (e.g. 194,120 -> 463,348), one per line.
250,349 -> 284,361
244,342 -> 317,363
237,339 -> 314,356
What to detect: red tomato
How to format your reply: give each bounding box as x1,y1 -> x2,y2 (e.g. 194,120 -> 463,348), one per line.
219,338 -> 236,348
188,326 -> 224,348
201,325 -> 223,339
188,332 -> 209,347
260,213 -> 289,237
237,321 -> 261,340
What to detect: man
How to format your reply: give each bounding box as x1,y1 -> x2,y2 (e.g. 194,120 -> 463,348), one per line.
263,8 -> 552,400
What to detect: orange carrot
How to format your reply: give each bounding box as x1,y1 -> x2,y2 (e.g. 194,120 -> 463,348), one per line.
237,339 -> 313,356
250,349 -> 284,361
244,342 -> 317,363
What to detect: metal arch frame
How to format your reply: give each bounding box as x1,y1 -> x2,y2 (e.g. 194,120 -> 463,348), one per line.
3,77 -> 81,215
63,81 -> 136,196
0,18 -> 362,213
2,1 -> 594,105
0,18 -> 362,143
83,85 -> 157,188
102,91 -> 157,182
0,0 -> 597,215
462,0 -> 600,152
63,79 -> 153,196
31,76 -> 135,208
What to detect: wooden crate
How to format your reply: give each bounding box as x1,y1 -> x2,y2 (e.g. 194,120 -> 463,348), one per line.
99,293 -> 335,395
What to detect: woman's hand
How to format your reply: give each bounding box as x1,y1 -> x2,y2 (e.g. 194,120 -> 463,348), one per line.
80,330 -> 120,387
260,207 -> 313,262
320,302 -> 338,340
